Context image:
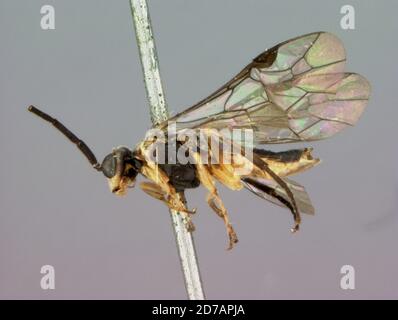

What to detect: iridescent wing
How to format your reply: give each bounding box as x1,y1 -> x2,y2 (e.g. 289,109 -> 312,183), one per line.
161,32 -> 370,144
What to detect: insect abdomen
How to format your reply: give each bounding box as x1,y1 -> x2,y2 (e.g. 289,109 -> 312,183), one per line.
254,148 -> 320,177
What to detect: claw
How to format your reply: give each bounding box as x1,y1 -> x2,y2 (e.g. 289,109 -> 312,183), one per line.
186,220 -> 195,232
226,225 -> 239,250
177,207 -> 196,215
290,223 -> 300,233
180,215 -> 195,232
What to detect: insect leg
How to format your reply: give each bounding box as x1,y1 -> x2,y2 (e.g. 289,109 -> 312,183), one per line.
242,177 -> 298,223
251,154 -> 301,232
140,181 -> 168,204
177,192 -> 196,232
195,163 -> 238,250
206,192 -> 238,250
139,181 -> 196,231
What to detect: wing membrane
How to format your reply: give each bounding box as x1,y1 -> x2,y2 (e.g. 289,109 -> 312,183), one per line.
163,32 -> 370,144
242,177 -> 315,215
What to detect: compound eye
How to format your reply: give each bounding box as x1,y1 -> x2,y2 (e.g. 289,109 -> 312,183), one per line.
101,154 -> 117,178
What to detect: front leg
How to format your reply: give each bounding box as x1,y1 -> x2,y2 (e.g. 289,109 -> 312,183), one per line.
136,147 -> 197,231
140,181 -> 196,232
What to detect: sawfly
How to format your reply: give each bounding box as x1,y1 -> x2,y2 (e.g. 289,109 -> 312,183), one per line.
28,32 -> 370,249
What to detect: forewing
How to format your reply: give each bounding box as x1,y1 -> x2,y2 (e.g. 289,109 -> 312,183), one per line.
164,32 -> 370,144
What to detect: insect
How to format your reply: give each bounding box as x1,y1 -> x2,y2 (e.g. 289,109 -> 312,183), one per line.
28,32 -> 370,249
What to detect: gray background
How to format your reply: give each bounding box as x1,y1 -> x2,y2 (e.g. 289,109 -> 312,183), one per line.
0,0 -> 397,299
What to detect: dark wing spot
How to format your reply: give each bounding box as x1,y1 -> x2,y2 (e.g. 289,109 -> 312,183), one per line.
252,46 -> 278,68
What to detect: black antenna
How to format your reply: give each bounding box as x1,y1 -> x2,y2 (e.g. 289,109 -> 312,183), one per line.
28,105 -> 102,171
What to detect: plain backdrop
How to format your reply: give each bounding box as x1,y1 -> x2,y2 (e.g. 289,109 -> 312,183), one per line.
0,0 -> 397,299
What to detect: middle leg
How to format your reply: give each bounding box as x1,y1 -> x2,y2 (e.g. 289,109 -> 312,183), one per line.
195,163 -> 238,250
